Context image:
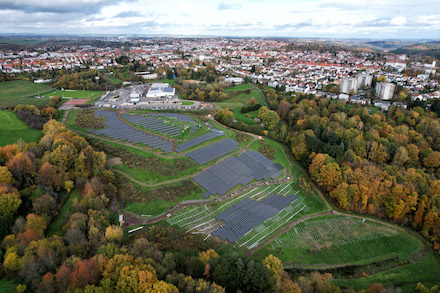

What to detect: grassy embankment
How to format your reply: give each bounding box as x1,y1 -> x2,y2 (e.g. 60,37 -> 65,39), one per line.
0,110 -> 43,146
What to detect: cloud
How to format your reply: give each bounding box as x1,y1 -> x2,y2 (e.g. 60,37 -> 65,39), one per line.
217,1 -> 242,10
0,0 -> 131,14
390,16 -> 407,26
115,10 -> 143,18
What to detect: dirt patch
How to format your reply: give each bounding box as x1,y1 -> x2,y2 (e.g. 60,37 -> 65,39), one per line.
108,157 -> 122,166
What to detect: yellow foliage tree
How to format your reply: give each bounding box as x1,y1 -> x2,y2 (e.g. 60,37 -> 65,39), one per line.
3,251 -> 22,275
199,249 -> 220,265
105,225 -> 123,243
0,166 -> 13,184
0,192 -> 21,218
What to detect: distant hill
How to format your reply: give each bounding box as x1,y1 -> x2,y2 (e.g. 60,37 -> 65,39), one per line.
391,43 -> 440,59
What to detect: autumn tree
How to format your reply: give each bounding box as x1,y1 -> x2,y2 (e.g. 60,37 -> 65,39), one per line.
216,109 -> 233,125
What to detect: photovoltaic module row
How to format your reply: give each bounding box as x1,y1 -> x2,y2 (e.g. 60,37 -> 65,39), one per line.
193,151 -> 283,197
91,110 -> 174,153
176,128 -> 224,152
186,138 -> 239,165
211,194 -> 298,243
122,114 -> 182,136
144,113 -> 196,124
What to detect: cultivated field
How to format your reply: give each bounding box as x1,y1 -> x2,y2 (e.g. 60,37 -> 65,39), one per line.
0,80 -> 53,107
0,110 -> 43,146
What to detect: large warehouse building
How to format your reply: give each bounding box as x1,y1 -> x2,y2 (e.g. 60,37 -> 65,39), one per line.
146,83 -> 176,99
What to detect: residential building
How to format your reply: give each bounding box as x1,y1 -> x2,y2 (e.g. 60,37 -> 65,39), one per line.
356,74 -> 373,89
340,77 -> 358,94
376,82 -> 396,100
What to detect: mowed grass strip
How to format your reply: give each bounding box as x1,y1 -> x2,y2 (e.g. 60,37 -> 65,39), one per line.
0,80 -> 53,107
0,110 -> 43,146
46,190 -> 82,236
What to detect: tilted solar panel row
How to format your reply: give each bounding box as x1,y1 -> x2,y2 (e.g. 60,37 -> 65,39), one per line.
176,128 -> 224,152
211,194 -> 298,243
192,151 -> 284,198
186,138 -> 239,165
122,114 -> 182,136
92,110 -> 175,153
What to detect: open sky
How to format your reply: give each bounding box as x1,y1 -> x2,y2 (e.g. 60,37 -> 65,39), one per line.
0,0 -> 439,38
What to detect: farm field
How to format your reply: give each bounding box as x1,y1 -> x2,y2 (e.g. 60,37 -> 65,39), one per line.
0,80 -> 53,107
0,110 -> 43,146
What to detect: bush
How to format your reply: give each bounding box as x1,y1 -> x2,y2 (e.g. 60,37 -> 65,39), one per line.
258,141 -> 276,160
240,103 -> 261,114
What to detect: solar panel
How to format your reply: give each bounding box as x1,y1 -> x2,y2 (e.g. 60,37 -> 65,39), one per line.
92,110 -> 175,153
211,194 -> 297,243
186,138 -> 239,165
193,151 -> 284,198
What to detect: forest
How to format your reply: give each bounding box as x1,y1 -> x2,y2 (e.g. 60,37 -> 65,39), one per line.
0,112 -> 364,292
248,89 -> 440,254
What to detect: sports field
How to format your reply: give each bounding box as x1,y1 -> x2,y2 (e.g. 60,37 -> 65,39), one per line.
0,110 -> 43,146
41,89 -> 103,100
0,80 -> 53,107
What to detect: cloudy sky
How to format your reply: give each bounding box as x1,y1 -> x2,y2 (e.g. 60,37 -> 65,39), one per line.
0,0 -> 439,38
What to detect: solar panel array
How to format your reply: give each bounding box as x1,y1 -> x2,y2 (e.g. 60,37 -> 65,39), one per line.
194,151 -> 283,198
91,110 -> 175,153
211,194 -> 298,243
176,128 -> 224,152
145,113 -> 196,124
186,138 -> 239,165
122,114 -> 182,137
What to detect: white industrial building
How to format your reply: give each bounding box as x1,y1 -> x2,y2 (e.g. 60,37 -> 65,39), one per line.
225,77 -> 244,84
376,82 -> 396,100
146,83 -> 176,99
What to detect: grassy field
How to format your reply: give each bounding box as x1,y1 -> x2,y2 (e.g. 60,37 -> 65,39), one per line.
46,190 -> 82,236
254,215 -> 423,265
41,89 -> 103,100
250,213 -> 440,292
334,253 -> 440,292
224,84 -> 254,92
0,110 -> 43,146
125,182 -> 205,216
0,278 -> 18,293
181,101 -> 194,105
112,160 -> 200,184
0,80 -> 53,107
217,88 -> 261,110
0,38 -> 43,46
